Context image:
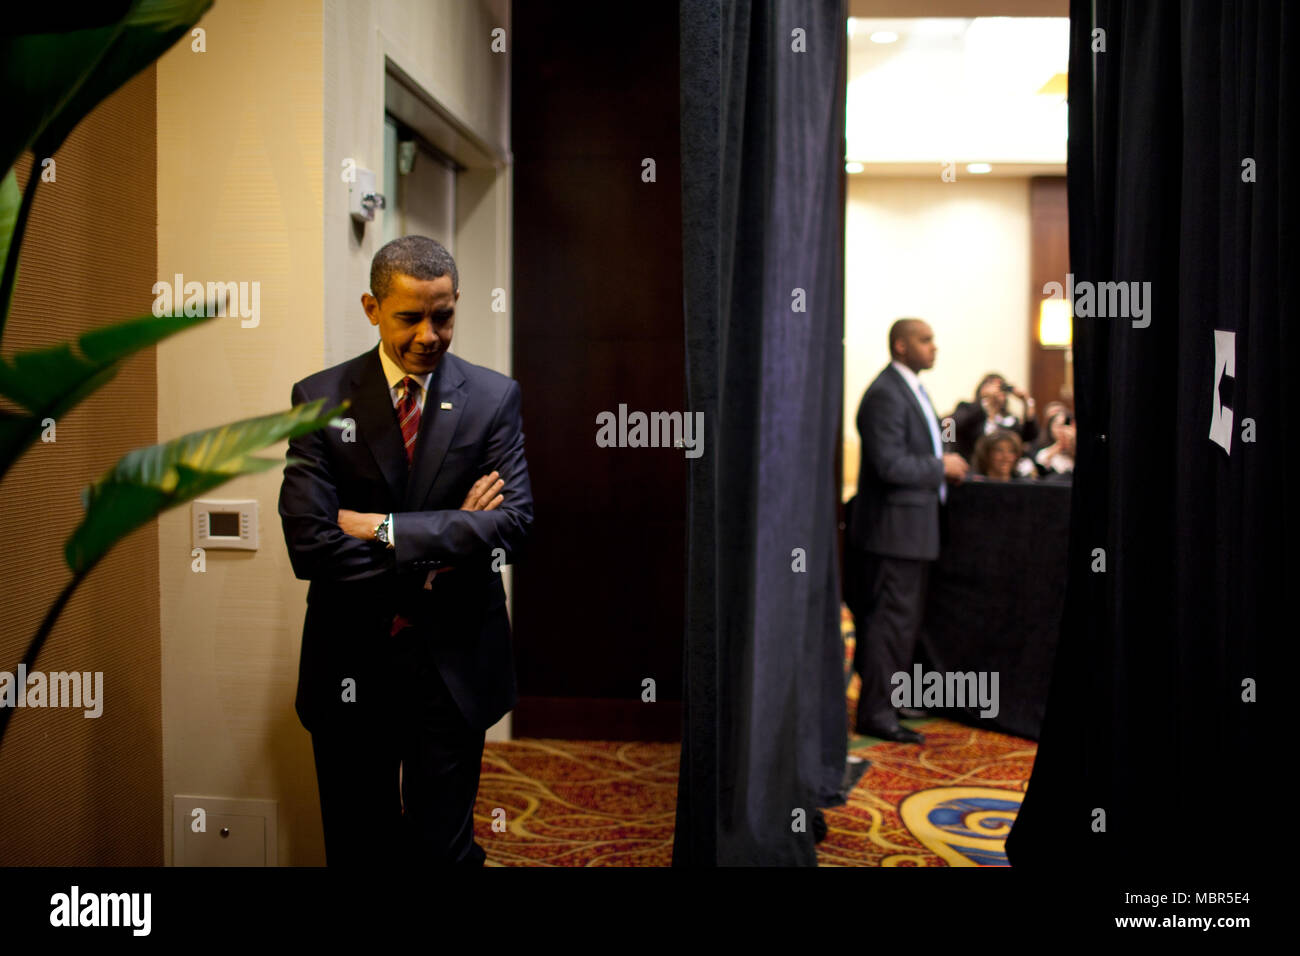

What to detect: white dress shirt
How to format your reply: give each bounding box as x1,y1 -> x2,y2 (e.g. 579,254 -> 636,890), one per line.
377,343 -> 432,412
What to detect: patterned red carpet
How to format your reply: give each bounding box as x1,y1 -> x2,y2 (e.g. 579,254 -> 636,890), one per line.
823,718 -> 1035,866
474,609 -> 1037,866
829,605 -> 1037,866
473,739 -> 678,866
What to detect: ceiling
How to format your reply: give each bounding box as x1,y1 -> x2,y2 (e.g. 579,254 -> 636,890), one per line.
848,0 -> 1067,16
847,15 -> 1069,175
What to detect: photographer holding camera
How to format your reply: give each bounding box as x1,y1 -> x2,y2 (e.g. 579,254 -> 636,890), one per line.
948,372 -> 1038,461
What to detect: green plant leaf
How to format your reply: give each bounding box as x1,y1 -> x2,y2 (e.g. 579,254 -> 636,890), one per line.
0,309 -> 216,410
0,308 -> 220,480
0,170 -> 18,287
0,0 -> 212,173
66,398 -> 348,572
0,169 -> 19,319
0,12 -> 130,175
34,0 -> 214,160
0,362 -> 122,477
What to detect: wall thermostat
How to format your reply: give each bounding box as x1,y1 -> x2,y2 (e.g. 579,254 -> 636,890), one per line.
193,499 -> 258,551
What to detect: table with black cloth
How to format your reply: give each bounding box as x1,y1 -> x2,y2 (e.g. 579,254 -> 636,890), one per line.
845,478 -> 1071,741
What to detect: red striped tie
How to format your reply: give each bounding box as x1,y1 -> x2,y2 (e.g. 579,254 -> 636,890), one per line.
391,376 -> 422,636
397,376 -> 421,467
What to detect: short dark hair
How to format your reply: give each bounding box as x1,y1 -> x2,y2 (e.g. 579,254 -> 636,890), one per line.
370,235 -> 458,302
888,318 -> 924,357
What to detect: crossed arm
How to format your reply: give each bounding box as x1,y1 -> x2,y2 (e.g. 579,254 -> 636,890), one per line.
279,379 -> 533,582
337,471 -> 503,544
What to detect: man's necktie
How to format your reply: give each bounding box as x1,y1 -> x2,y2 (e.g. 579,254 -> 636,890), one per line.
397,376 -> 421,468
391,376 -> 422,636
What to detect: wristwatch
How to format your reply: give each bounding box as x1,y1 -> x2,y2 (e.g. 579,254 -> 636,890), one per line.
374,513 -> 394,549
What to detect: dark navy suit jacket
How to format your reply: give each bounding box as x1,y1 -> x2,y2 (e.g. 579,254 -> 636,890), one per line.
278,345 -> 533,732
849,364 -> 944,561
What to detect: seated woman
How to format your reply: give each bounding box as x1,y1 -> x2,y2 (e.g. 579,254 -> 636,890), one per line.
1028,400 -> 1067,453
972,429 -> 1037,481
949,372 -> 1038,460
1034,411 -> 1076,477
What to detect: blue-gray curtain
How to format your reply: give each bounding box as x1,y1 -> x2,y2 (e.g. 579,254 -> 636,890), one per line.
1007,0 -> 1290,871
674,0 -> 848,866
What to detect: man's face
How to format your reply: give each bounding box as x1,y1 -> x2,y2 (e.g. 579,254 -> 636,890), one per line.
362,272 -> 458,376
895,321 -> 937,371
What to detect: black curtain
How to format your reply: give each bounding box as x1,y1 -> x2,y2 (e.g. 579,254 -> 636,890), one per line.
1007,0 -> 1292,871
674,0 -> 848,865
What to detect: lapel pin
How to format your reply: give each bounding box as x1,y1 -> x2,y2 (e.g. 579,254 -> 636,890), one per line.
440,401 -> 453,410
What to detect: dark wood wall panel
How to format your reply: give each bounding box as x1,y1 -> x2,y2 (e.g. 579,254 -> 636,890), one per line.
1029,176 -> 1071,413
0,69 -> 161,864
512,2 -> 684,740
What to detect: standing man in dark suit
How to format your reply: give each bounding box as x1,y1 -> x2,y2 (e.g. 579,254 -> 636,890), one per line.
849,318 -> 967,744
279,235 -> 533,866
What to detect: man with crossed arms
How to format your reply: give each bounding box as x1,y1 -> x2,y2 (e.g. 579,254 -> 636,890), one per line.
279,236 -> 533,865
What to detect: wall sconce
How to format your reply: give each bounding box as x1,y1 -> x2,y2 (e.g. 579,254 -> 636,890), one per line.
1039,295 -> 1074,399
398,139 -> 417,176
348,166 -> 387,223
1038,296 -> 1072,348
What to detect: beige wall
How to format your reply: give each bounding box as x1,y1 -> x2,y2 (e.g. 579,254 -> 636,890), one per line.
0,72 -> 161,867
378,0 -> 510,152
844,176 -> 1031,494
158,0 -> 511,866
156,0 -> 325,866
323,0 -> 511,371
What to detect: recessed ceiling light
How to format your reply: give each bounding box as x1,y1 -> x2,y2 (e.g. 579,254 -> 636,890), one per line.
966,163 -> 993,174
845,161 -> 865,174
870,30 -> 898,44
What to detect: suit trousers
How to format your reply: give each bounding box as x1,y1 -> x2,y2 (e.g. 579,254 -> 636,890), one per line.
309,632 -> 487,867
852,552 -> 930,728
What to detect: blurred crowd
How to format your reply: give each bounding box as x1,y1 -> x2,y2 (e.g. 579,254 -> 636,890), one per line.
945,372 -> 1074,482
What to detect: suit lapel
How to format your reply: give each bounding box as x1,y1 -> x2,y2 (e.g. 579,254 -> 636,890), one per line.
351,345 -> 408,502
403,352 -> 469,511
887,364 -> 935,443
